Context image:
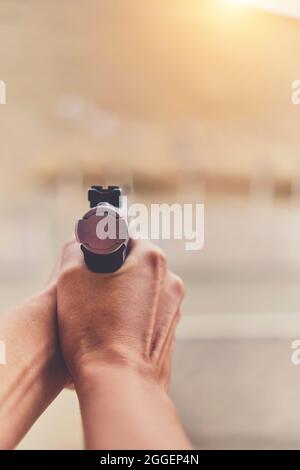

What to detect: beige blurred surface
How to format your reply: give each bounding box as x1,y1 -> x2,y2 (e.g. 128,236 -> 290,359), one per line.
0,0 -> 300,189
17,391 -> 83,450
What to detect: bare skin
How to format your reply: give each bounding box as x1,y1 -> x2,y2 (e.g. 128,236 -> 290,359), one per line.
0,238 -> 191,449
57,239 -> 191,449
0,285 -> 68,449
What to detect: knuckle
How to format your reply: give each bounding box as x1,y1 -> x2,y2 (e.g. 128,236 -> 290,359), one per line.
170,273 -> 185,298
59,265 -> 73,282
63,239 -> 76,252
146,247 -> 167,268
60,239 -> 83,268
58,267 -> 73,286
61,239 -> 77,260
59,262 -> 82,285
156,249 -> 167,266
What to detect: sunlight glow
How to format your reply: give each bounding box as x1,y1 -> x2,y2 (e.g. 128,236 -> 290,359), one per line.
220,0 -> 300,19
223,0 -> 253,5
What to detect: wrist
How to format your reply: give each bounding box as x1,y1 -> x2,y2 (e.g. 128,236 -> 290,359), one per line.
74,360 -> 180,451
73,351 -> 163,399
75,363 -> 173,424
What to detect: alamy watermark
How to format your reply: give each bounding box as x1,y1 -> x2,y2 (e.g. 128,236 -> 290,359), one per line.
96,197 -> 205,251
291,340 -> 300,365
291,80 -> 300,105
0,80 -> 6,104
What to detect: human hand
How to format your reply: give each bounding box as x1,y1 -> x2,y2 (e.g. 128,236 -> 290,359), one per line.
56,239 -> 185,391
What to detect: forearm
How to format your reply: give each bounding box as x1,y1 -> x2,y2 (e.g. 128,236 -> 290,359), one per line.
76,364 -> 192,450
0,288 -> 68,449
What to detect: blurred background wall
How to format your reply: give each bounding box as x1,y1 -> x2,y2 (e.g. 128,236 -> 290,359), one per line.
1,0 -> 300,449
